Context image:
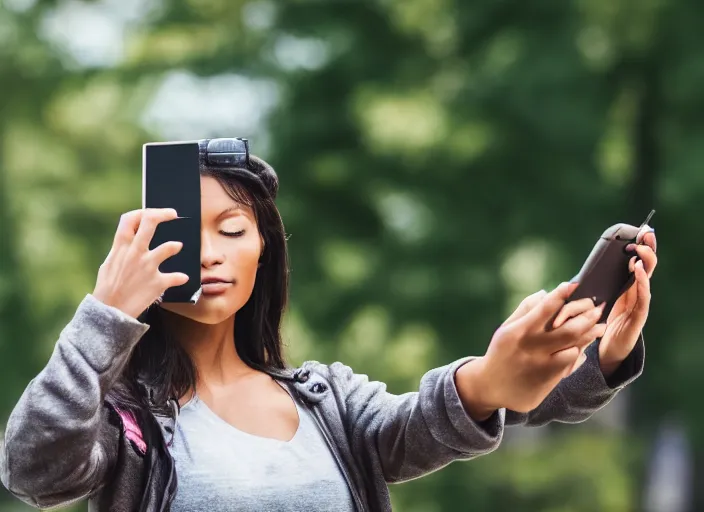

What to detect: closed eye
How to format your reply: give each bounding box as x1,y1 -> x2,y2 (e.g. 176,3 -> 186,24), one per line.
220,230 -> 245,238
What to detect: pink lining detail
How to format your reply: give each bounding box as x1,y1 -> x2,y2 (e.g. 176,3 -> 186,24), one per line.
115,408 -> 147,454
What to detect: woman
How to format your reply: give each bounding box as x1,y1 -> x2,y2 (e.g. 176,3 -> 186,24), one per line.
0,138 -> 656,512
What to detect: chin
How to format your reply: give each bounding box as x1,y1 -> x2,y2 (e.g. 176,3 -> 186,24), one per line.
159,296 -> 240,325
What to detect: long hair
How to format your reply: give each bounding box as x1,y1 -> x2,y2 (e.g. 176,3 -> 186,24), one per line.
107,152 -> 290,416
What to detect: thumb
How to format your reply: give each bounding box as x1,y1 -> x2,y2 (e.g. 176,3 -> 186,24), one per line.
517,282 -> 578,332
503,289 -> 548,325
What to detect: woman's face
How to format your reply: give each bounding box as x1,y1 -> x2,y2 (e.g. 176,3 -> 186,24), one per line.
159,176 -> 263,324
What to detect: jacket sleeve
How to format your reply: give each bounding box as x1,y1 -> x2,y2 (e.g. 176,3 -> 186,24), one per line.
328,357 -> 505,484
332,335 -> 643,484
0,294 -> 149,509
506,335 -> 645,427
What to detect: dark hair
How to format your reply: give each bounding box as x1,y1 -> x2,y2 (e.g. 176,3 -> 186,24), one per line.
107,154 -> 291,416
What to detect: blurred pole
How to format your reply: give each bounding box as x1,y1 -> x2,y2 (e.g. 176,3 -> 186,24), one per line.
643,418 -> 693,512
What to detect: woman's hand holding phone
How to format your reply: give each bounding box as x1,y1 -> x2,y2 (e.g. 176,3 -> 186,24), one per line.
456,282 -> 607,421
92,208 -> 190,319
596,226 -> 656,376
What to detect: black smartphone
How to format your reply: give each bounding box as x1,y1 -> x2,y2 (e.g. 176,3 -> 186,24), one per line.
142,141 -> 201,303
567,210 -> 655,323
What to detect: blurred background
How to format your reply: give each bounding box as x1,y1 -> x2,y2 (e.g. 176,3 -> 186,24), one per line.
0,0 -> 701,510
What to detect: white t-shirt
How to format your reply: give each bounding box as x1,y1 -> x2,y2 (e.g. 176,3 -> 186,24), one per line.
164,391 -> 356,512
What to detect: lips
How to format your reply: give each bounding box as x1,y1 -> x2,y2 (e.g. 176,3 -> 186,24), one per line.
201,278 -> 231,285
201,278 -> 233,295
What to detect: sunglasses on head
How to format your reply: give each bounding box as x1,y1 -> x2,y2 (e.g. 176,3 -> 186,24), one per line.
201,138 -> 251,169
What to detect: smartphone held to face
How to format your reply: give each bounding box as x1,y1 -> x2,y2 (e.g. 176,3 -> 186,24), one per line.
142,141 -> 202,303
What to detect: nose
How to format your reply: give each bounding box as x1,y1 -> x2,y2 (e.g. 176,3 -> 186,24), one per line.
201,231 -> 224,268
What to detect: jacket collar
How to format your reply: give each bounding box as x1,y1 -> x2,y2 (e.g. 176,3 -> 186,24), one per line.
135,365 -> 331,410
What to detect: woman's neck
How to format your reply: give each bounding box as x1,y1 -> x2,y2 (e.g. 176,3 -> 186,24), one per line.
160,309 -> 255,392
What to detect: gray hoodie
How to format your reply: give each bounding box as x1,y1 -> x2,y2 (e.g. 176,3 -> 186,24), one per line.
0,294 -> 644,511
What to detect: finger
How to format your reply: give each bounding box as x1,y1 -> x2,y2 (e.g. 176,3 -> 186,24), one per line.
504,290 -> 547,325
162,272 -> 190,290
113,210 -> 145,246
632,260 -> 651,316
633,245 -> 657,277
133,208 -> 179,250
545,304 -> 605,352
628,255 -> 637,273
553,298 -> 596,329
563,323 -> 607,364
636,225 -> 656,251
518,282 -> 578,331
150,241 -> 184,265
573,321 -> 606,351
584,321 -> 608,342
